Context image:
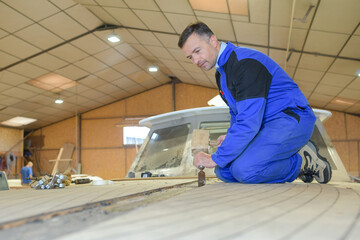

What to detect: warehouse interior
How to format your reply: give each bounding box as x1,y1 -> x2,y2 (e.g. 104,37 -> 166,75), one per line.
0,0 -> 360,239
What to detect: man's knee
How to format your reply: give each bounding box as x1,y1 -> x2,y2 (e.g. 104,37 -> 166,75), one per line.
215,166 -> 238,183
230,161 -> 260,183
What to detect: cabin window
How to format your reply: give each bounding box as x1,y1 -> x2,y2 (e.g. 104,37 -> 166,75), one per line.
134,123 -> 191,171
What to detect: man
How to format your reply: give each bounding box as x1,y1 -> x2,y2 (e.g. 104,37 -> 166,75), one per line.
20,161 -> 33,184
178,22 -> 331,184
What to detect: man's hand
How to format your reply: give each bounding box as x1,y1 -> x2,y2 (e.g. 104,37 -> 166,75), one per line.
194,152 -> 217,169
216,135 -> 226,147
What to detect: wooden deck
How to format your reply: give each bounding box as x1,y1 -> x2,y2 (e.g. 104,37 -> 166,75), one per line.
1,180 -> 360,239
0,179 -> 196,227
59,181 -> 360,240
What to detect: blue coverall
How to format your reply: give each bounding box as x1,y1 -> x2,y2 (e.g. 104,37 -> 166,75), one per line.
212,42 -> 316,183
21,166 -> 33,184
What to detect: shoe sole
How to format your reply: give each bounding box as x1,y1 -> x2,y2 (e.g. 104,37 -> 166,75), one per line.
314,158 -> 332,184
302,140 -> 332,184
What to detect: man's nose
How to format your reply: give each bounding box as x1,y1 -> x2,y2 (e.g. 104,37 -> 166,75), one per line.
192,55 -> 200,66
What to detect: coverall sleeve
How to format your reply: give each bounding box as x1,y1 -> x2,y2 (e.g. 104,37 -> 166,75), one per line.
229,107 -> 236,126
212,59 -> 272,168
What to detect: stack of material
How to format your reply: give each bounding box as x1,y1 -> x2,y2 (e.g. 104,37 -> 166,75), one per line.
31,173 -> 68,190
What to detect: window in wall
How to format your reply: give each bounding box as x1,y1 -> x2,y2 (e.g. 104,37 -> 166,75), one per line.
123,126 -> 150,146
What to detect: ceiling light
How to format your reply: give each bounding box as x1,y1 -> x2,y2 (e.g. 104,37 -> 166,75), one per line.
189,0 -> 248,16
1,116 -> 37,127
331,97 -> 356,106
355,69 -> 360,77
107,33 -> 120,43
148,66 -> 159,72
28,73 -> 76,92
55,97 -> 64,104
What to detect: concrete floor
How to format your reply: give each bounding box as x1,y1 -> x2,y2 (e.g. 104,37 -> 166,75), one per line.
1,179 -> 360,240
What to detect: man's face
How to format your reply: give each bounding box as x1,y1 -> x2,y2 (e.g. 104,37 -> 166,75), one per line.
181,33 -> 219,71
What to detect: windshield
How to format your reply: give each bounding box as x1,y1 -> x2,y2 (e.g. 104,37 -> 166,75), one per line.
134,123 -> 191,171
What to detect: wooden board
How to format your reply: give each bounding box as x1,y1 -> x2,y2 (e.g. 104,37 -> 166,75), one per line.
55,181 -> 360,240
191,129 -> 209,155
0,179 -> 195,227
51,143 -> 74,175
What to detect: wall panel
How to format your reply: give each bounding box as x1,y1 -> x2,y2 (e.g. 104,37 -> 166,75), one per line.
346,114 -> 360,140
81,149 -> 125,179
349,141 -> 359,176
125,84 -> 173,116
82,100 -> 126,119
0,126 -> 24,178
0,126 -> 23,154
125,148 -> 138,176
324,110 -> 360,177
333,141 -> 350,171
323,111 -> 347,140
37,149 -> 58,175
41,117 -> 76,149
175,84 -> 218,110
81,118 -> 123,148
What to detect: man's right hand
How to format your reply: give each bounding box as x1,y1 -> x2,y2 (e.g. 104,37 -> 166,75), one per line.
216,135 -> 226,147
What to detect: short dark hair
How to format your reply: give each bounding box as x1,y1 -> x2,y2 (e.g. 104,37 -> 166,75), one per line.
178,22 -> 214,48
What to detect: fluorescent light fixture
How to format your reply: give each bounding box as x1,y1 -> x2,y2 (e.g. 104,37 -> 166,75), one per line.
55,97 -> 64,104
189,0 -> 248,15
107,33 -> 120,43
28,73 -> 76,93
148,66 -> 159,72
208,95 -> 227,106
355,69 -> 360,77
331,97 -> 356,106
1,116 -> 37,127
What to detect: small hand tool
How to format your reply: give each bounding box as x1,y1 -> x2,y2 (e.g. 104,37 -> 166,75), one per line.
198,165 -> 205,187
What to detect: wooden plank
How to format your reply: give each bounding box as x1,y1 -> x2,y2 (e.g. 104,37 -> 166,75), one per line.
0,179 -> 197,230
111,176 -> 218,181
50,143 -> 75,175
191,129 -> 209,155
0,179 -> 196,228
51,148 -> 63,176
54,182 -> 360,240
49,159 -> 73,162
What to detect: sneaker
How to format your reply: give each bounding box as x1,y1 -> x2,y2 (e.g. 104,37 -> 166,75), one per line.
298,141 -> 332,184
298,171 -> 314,183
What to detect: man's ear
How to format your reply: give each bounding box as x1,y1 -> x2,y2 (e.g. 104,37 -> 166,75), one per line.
209,35 -> 218,47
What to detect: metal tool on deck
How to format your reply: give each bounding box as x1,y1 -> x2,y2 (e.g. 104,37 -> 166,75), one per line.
198,165 -> 205,187
191,130 -> 212,187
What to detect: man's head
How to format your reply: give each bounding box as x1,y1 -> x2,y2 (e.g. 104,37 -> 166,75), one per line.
178,22 -> 220,71
27,161 -> 33,168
